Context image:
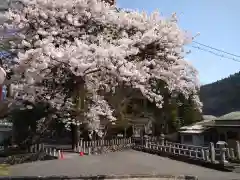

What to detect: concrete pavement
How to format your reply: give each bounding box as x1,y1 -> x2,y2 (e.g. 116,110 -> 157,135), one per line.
9,150 -> 240,180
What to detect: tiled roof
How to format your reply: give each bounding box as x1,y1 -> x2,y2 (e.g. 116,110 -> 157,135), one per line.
202,115 -> 217,120
180,129 -> 205,134
216,111 -> 240,120
179,119 -> 214,134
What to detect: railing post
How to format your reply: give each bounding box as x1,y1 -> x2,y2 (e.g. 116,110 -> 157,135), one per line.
83,141 -> 86,153
201,148 -> 205,161
49,148 -> 53,156
226,148 -> 231,159
88,147 -> 91,155
219,146 -> 228,165
230,148 -> 235,160
79,138 -> 83,150
195,148 -> 198,159
160,133 -> 164,151
209,142 -> 216,163
30,145 -> 34,153
173,144 -> 176,154
45,147 -> 48,154
145,136 -> 149,148
74,144 -> 77,152
160,133 -> 165,145
35,144 -> 38,152
53,149 -> 57,157
236,141 -> 240,160
205,149 -> 210,162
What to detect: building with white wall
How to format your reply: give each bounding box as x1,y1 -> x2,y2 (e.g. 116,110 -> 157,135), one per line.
179,116 -> 216,146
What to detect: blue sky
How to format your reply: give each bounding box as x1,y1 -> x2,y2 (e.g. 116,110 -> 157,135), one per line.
117,0 -> 240,85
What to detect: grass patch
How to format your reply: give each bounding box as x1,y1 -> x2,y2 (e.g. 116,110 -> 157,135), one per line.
4,152 -> 57,165
0,164 -> 9,176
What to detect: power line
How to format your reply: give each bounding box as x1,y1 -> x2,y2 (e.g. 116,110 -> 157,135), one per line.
191,45 -> 240,63
192,41 -> 240,58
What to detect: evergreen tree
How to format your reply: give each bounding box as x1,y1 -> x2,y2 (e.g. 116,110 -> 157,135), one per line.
178,94 -> 202,126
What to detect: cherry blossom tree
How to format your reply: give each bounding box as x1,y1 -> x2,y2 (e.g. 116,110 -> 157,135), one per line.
1,0 -> 202,145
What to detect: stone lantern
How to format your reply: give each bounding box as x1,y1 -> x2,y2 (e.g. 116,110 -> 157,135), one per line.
216,141 -> 228,164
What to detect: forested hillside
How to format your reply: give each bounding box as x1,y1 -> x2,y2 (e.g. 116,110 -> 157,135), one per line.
200,72 -> 240,116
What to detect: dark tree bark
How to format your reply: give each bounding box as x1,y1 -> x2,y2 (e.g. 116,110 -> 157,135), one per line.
71,77 -> 85,150
70,123 -> 78,150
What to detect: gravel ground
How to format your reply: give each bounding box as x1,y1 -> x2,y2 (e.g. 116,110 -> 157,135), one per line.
8,150 -> 240,180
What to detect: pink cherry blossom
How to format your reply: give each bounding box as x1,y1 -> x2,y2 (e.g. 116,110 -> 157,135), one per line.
1,0 -> 202,131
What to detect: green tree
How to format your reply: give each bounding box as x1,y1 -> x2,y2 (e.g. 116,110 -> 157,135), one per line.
9,102 -> 50,148
178,94 -> 202,126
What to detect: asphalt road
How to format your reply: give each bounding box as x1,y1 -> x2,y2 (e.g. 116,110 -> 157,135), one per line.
9,150 -> 240,180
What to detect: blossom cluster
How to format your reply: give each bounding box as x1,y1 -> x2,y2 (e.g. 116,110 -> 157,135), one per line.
1,0 -> 202,131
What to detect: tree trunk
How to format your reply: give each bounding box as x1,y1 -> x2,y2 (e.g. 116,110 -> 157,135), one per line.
71,77 -> 85,150
70,123 -> 78,150
6,84 -> 16,146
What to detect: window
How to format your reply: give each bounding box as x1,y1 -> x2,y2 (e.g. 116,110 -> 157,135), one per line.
204,134 -> 210,143
184,135 -> 193,143
227,131 -> 238,140
219,133 -> 226,141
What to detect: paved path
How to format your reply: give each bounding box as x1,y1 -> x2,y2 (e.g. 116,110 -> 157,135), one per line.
9,150 -> 240,180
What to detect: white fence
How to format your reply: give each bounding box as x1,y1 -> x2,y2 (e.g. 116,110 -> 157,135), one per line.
134,136 -> 240,165
75,138 -> 133,155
